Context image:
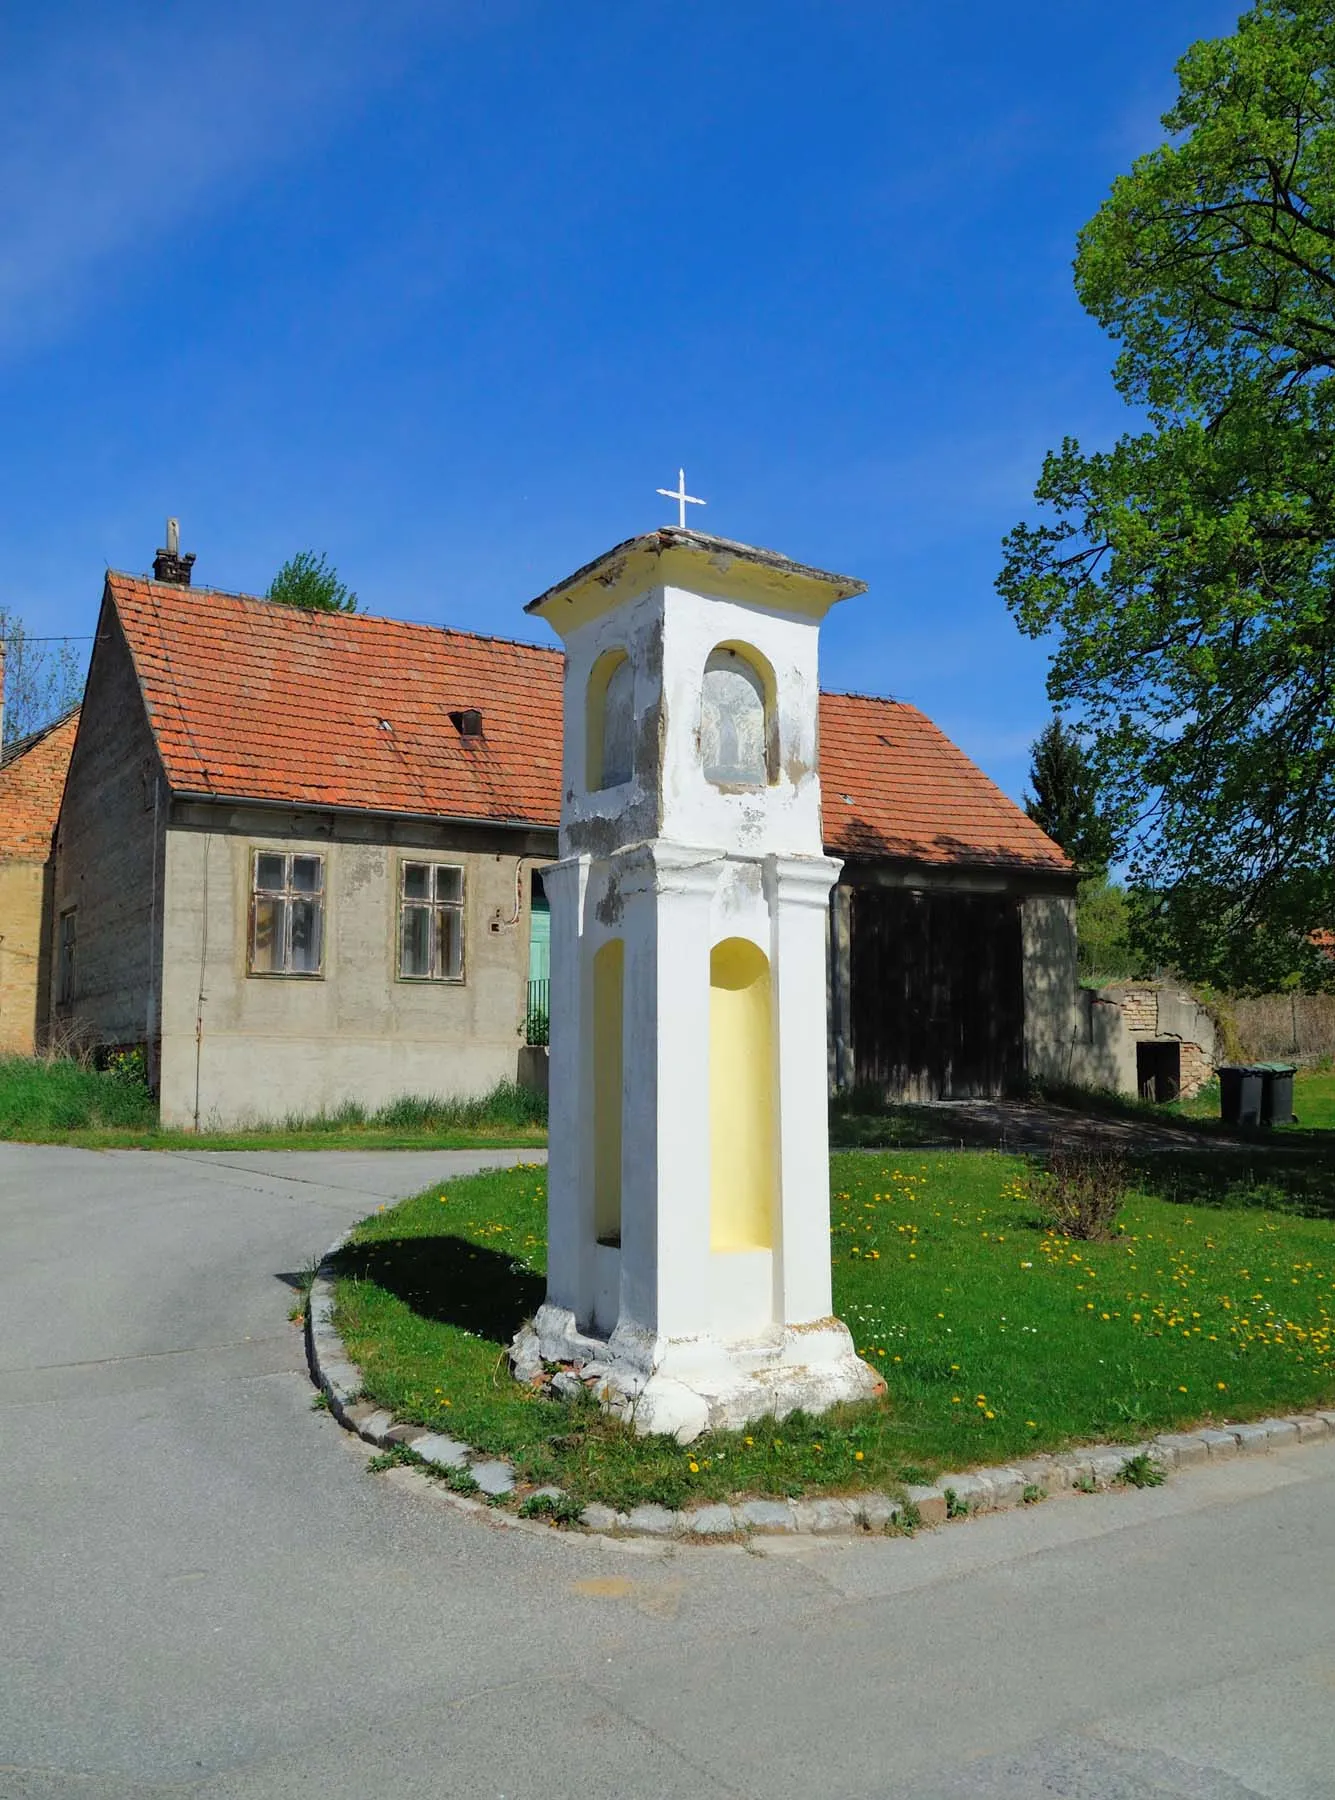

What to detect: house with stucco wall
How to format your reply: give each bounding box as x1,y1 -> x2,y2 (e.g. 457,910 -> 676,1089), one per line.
0,708 -> 79,1055
50,532 -> 1111,1127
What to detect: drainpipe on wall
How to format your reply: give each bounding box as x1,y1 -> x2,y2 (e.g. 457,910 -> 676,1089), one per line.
490,854 -> 534,933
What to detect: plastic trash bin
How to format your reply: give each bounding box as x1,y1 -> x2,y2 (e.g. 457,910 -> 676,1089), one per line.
1256,1063 -> 1297,1127
1218,1064 -> 1264,1127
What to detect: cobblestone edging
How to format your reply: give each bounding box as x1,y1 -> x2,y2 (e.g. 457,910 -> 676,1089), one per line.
306,1242 -> 1335,1540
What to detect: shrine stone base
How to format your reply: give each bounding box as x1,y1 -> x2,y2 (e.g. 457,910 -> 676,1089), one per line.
510,1303 -> 885,1445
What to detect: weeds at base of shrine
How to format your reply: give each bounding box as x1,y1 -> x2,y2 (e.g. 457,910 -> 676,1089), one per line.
1116,1451 -> 1167,1489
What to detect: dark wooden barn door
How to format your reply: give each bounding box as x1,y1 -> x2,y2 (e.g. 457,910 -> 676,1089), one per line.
849,888 -> 1025,1100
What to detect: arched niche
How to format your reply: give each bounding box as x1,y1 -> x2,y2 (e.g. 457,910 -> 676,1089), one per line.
700,643 -> 775,787
585,649 -> 634,791
709,937 -> 776,1252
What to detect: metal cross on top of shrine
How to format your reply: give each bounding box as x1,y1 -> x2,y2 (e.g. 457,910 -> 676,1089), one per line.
656,468 -> 706,530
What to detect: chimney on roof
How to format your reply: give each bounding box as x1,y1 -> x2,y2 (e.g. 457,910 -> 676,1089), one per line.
153,517 -> 196,586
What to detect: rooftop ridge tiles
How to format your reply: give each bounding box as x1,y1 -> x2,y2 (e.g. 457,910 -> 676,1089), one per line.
0,704 -> 82,769
107,574 -> 562,661
822,688 -> 914,708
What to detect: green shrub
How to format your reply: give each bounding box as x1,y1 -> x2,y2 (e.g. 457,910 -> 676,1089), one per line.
1033,1147 -> 1128,1241
0,1055 -> 156,1135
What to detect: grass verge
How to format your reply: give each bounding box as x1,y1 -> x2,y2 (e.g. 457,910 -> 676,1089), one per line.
0,1058 -> 548,1150
1177,1068 -> 1335,1133
0,1054 -> 158,1135
1030,1068 -> 1335,1146
331,1147 -> 1335,1514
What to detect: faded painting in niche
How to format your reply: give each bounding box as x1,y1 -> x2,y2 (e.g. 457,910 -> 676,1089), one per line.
600,653 -> 635,789
701,647 -> 768,786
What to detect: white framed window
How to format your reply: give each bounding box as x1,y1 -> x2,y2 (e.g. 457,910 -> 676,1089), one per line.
399,861 -> 465,982
249,851 -> 325,976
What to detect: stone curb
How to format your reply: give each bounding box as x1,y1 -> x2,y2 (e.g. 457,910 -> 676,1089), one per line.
305,1241 -> 1335,1542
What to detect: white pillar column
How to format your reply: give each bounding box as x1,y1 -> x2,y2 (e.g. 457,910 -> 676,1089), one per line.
647,846 -> 718,1341
542,853 -> 593,1325
768,853 -> 843,1325
613,845 -> 718,1342
615,847 -> 661,1340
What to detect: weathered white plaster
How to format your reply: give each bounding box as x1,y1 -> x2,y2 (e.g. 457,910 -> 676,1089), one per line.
512,532 -> 884,1440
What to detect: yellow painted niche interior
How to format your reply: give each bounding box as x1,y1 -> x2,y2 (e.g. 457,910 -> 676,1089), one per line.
585,648 -> 631,791
709,936 -> 777,1251
592,937 -> 624,1246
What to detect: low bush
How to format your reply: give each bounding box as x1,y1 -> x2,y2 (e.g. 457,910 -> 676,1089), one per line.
1033,1147 -> 1128,1241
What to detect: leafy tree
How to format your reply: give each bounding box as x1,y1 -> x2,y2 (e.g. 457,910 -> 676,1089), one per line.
266,551 -> 358,614
0,607 -> 84,752
1025,717 -> 1116,873
998,0 -> 1335,989
1076,878 -> 1141,982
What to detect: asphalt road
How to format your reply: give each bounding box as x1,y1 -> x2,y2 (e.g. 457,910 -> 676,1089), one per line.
3,1142 -> 1334,1800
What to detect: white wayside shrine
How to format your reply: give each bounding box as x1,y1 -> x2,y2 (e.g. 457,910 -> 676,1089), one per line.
510,528 -> 885,1442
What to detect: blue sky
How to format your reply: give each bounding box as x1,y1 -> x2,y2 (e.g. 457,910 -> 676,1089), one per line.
0,0 -> 1240,801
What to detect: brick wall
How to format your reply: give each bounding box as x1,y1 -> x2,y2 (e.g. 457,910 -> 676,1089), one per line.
1118,986 -> 1159,1034
1179,1040 -> 1213,1099
1101,982 -> 1217,1099
0,861 -> 50,1054
0,713 -> 76,1053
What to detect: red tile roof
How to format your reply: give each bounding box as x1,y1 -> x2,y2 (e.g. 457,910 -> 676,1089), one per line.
0,710 -> 80,861
820,690 -> 1069,871
109,575 -> 565,826
107,574 -> 1069,874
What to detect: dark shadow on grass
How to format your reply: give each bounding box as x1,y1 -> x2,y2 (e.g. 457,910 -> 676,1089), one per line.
1125,1147 -> 1335,1222
828,1095 -> 969,1150
332,1234 -> 545,1342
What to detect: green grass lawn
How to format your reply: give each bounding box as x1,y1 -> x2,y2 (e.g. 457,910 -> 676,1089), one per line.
331,1148 -> 1335,1513
0,1057 -> 548,1151
1178,1066 -> 1335,1132
1291,1069 -> 1335,1129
